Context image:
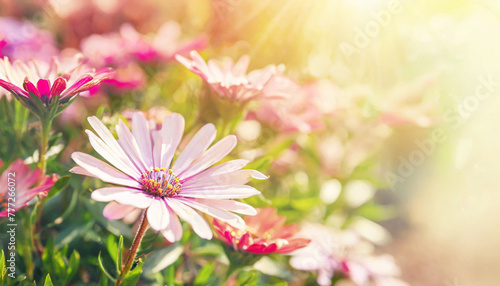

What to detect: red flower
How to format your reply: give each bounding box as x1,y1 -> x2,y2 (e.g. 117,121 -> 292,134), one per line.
214,206 -> 310,254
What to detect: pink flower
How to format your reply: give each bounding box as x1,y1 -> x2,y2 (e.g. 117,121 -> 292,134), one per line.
0,159 -> 57,217
176,51 -> 289,102
71,112 -> 266,242
214,206 -> 310,254
251,79 -> 333,133
0,55 -> 113,114
290,224 -> 407,286
121,21 -> 208,62
0,17 -> 58,62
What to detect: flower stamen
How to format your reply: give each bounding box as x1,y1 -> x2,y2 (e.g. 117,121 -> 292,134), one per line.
140,168 -> 181,198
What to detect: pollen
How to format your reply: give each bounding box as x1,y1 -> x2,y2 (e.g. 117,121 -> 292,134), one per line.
140,168 -> 182,198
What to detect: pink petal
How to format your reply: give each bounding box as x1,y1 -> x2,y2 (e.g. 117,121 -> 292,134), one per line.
180,135 -> 237,179
147,198 -> 170,231
160,207 -> 183,242
23,80 -> 40,97
50,78 -> 67,97
172,123 -> 216,174
0,79 -> 28,97
116,120 -> 148,172
183,159 -> 249,185
158,113 -> 185,168
182,169 -> 267,189
179,185 -> 260,199
60,74 -> 93,98
37,79 -> 51,98
71,152 -> 141,188
193,199 -> 257,215
103,202 -> 137,220
132,113 -> 154,169
166,198 -> 212,239
91,187 -> 152,209
177,198 -> 245,230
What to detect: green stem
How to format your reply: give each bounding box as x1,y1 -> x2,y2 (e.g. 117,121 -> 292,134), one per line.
115,211 -> 149,286
38,118 -> 52,175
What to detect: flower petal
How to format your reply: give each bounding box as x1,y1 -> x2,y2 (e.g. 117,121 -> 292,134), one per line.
180,185 -> 260,199
50,78 -> 67,97
103,202 -> 137,220
116,119 -> 148,172
158,113 -> 185,168
177,198 -> 246,230
192,199 -> 257,215
71,152 -> 141,188
166,198 -> 212,239
147,198 -> 170,231
132,112 -> 154,169
182,169 -> 267,189
180,135 -> 237,179
160,207 -> 183,242
91,187 -> 152,209
173,123 -> 216,175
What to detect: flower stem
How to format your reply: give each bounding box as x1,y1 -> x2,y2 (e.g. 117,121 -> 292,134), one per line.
115,210 -> 149,286
38,118 -> 52,174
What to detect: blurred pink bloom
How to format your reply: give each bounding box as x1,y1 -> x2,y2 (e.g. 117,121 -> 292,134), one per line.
290,224 -> 407,286
121,21 -> 208,62
122,107 -> 173,130
0,55 -> 113,108
251,79 -> 336,133
71,113 -> 265,242
0,159 -> 57,217
214,206 -> 309,254
0,17 -> 58,62
176,51 -> 289,102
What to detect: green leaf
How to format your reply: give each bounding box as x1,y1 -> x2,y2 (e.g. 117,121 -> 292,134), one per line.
121,259 -> 144,286
142,243 -> 184,274
43,274 -> 54,286
66,250 -> 80,283
236,269 -> 259,286
45,175 -> 70,200
0,249 -> 5,280
98,251 -> 116,282
193,262 -> 215,286
117,236 -> 124,275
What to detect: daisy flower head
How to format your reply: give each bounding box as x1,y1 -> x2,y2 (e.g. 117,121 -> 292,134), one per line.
289,224 -> 407,286
0,159 -> 57,217
176,51 -> 289,103
214,206 -> 310,254
71,112 -> 266,242
0,55 -> 113,120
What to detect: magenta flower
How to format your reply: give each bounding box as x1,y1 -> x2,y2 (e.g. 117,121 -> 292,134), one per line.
121,21 -> 208,62
71,112 -> 266,242
0,159 -> 57,217
214,206 -> 310,254
289,224 -> 407,286
0,55 -> 113,117
0,17 -> 58,62
176,51 -> 289,103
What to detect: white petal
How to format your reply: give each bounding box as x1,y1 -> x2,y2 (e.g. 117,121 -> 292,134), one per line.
71,152 -> 141,188
177,198 -> 246,230
159,113 -> 185,168
180,135 -> 237,179
147,198 -> 170,231
179,185 -> 260,199
166,198 -> 212,239
132,112 -> 154,169
183,159 -> 249,186
103,202 -> 137,220
91,187 -> 153,209
116,120 -> 148,172
87,116 -> 140,175
194,198 -> 257,215
182,169 -> 267,189
172,124 -> 216,174
161,207 -> 183,242
86,130 -> 140,178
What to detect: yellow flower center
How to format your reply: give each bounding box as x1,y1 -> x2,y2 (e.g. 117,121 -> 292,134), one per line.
140,168 -> 181,198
